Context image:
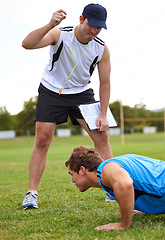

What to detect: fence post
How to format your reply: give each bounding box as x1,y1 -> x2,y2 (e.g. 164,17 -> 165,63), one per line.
120,101 -> 125,144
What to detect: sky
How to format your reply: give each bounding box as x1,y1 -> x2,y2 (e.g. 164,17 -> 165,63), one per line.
0,0 -> 165,115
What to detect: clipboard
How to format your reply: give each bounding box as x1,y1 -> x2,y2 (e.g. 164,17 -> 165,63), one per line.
78,102 -> 118,131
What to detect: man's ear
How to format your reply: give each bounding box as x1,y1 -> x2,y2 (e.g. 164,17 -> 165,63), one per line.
79,166 -> 86,175
79,15 -> 84,24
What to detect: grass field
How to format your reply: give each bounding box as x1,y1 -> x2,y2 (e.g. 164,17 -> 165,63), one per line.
0,133 -> 165,240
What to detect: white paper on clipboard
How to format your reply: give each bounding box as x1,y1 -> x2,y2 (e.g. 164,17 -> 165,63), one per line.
79,102 -> 117,131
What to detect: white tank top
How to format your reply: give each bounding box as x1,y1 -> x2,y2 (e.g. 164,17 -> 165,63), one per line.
41,26 -> 105,94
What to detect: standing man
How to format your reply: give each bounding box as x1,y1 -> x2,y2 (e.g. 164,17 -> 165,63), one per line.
22,4 -> 113,209
65,146 -> 165,230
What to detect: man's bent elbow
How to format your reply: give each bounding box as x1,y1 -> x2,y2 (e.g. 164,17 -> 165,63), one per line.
22,40 -> 29,49
125,179 -> 133,191
22,39 -> 33,49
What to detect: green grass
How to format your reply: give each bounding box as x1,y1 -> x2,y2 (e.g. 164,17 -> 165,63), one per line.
0,133 -> 165,240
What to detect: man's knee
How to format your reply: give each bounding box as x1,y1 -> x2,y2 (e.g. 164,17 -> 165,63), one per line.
35,130 -> 53,151
35,123 -> 55,150
93,131 -> 109,146
35,136 -> 49,150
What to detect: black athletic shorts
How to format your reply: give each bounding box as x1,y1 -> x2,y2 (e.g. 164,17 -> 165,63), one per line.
35,83 -> 96,125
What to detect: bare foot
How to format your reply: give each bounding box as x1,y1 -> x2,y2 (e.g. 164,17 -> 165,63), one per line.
133,210 -> 146,215
95,222 -> 124,231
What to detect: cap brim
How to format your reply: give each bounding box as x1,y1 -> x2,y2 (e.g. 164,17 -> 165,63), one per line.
87,18 -> 107,29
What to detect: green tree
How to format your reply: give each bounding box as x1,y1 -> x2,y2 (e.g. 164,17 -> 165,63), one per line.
15,97 -> 37,135
109,102 -> 164,133
0,106 -> 13,130
109,101 -> 120,125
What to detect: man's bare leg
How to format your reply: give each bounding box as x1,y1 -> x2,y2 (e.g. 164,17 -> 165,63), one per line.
22,122 -> 56,209
77,119 -> 113,160
29,122 -> 56,190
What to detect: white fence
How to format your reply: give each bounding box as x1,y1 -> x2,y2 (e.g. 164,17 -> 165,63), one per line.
0,130 -> 16,139
108,128 -> 121,135
143,126 -> 157,134
56,129 -> 71,137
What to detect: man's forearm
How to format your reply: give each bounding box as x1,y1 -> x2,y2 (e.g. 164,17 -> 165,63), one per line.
114,182 -> 134,229
99,81 -> 110,116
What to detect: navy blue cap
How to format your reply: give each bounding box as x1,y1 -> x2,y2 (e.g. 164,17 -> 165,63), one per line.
82,3 -> 107,29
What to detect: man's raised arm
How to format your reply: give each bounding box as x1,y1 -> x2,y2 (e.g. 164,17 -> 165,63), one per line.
22,9 -> 67,49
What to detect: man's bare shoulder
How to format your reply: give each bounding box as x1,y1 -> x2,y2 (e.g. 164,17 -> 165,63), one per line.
102,162 -> 123,173
49,27 -> 61,45
101,162 -> 123,189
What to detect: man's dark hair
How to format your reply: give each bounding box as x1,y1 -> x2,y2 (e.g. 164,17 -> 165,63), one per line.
65,146 -> 103,173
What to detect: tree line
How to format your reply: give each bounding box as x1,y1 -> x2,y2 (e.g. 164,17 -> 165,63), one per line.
0,97 -> 164,136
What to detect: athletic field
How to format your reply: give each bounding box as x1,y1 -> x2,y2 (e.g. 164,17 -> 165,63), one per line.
0,133 -> 165,239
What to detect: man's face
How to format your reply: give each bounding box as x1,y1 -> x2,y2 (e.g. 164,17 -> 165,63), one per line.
68,166 -> 89,192
80,17 -> 102,42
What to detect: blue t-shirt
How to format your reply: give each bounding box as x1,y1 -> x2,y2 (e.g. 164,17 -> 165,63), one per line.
97,154 -> 165,214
